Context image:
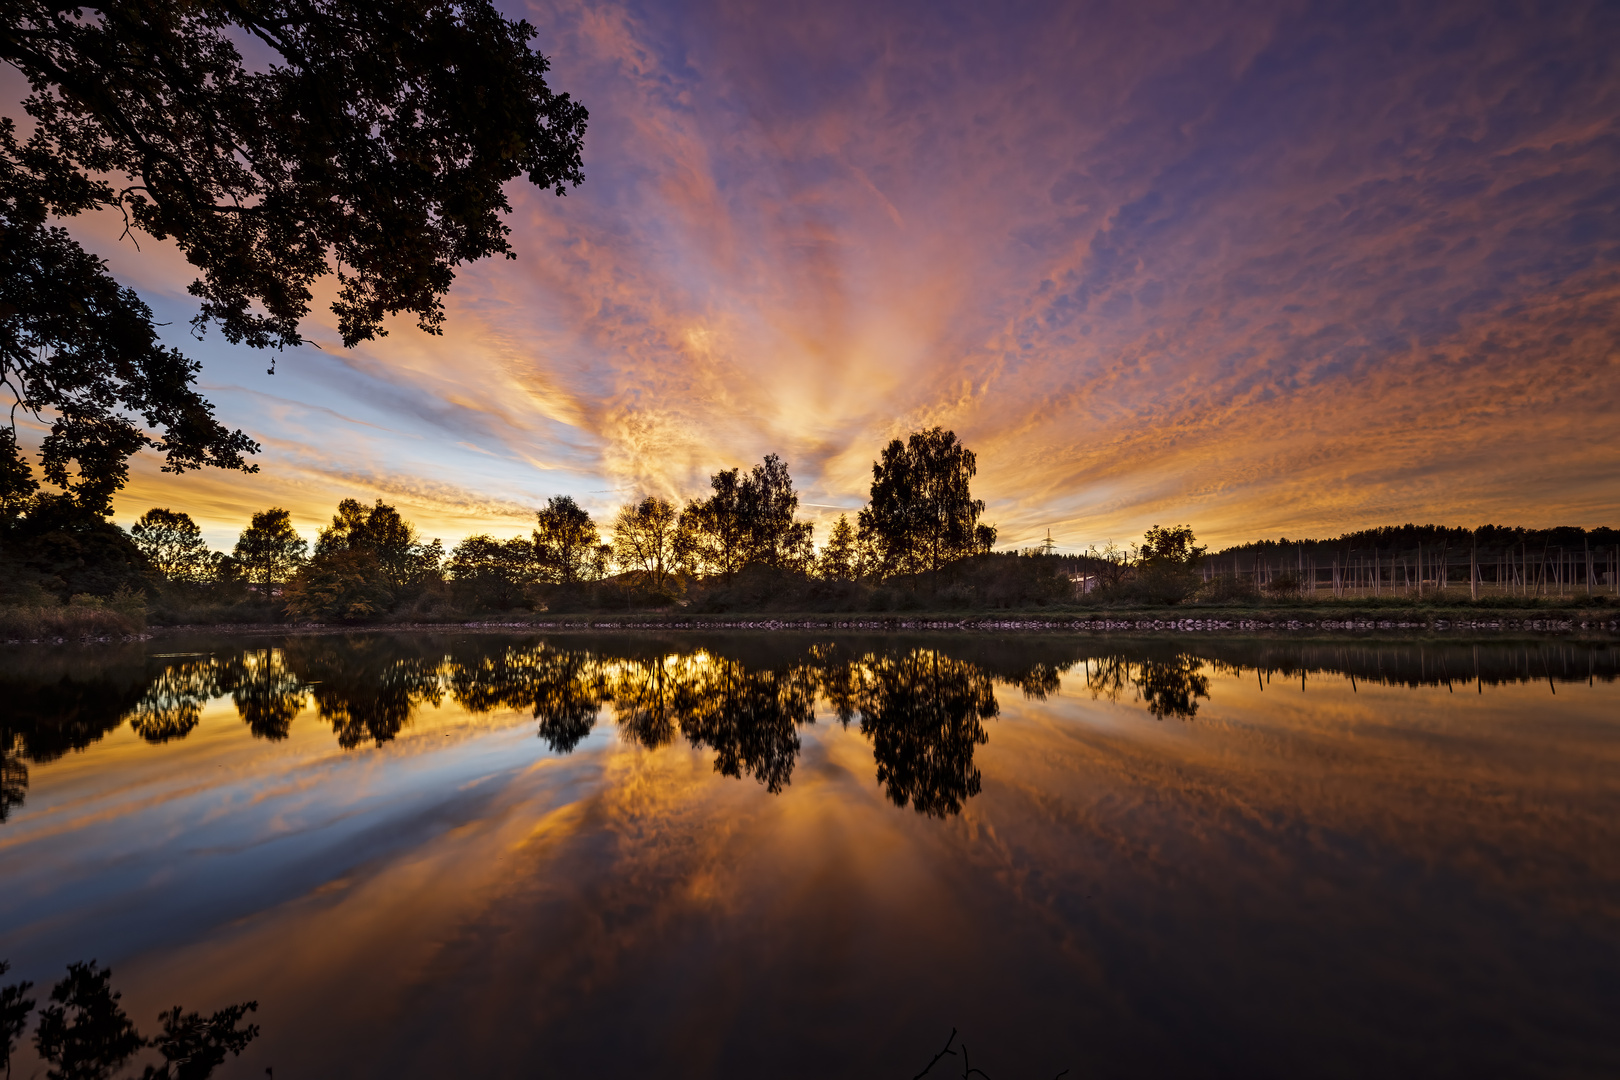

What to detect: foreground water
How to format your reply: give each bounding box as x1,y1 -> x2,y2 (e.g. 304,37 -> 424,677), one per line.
2,633 -> 1617,1078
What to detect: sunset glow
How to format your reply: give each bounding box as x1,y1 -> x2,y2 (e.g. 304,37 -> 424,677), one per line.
14,1 -> 1617,550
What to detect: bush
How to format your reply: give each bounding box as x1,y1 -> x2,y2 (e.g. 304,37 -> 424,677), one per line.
0,597 -> 144,640
1263,571 -> 1302,598
1197,574 -> 1260,604
1092,568 -> 1199,605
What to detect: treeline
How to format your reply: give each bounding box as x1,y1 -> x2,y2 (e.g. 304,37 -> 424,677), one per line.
1200,524 -> 1620,598
5,421 -> 1617,625
1,428 -> 1053,623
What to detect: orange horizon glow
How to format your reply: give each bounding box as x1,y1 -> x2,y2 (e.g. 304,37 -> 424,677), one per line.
6,1 -> 1618,554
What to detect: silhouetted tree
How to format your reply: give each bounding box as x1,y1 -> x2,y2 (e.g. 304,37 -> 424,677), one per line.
680,468 -> 749,578
2,960 -> 256,1080
816,514 -> 858,581
611,497 -> 679,595
0,429 -> 39,533
1128,524 -> 1205,604
314,499 -> 439,594
532,496 -> 600,585
446,534 -> 537,610
682,455 -> 813,577
286,499 -> 440,619
858,428 -> 993,578
33,961 -> 145,1079
2,0 -> 586,501
231,509 -> 307,590
129,509 -> 216,585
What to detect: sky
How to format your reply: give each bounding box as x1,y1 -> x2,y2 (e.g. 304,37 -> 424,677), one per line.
11,0 -> 1620,551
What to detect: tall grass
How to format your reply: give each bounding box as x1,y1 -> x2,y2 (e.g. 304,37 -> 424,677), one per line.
0,588 -> 146,641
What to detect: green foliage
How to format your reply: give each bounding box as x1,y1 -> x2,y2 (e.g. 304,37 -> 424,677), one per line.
532,496 -> 600,584
282,548 -> 392,622
129,509 -> 216,584
858,428 -> 993,578
447,534 -> 538,610
231,509 -> 307,589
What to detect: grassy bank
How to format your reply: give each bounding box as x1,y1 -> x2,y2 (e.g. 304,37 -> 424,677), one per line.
0,597 -> 146,642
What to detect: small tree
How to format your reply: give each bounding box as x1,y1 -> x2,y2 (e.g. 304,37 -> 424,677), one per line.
130,508 -> 217,584
232,509 -> 307,590
533,496 -> 600,585
1138,524 -> 1205,571
1131,524 -> 1205,604
612,497 -> 679,594
817,514 -> 858,581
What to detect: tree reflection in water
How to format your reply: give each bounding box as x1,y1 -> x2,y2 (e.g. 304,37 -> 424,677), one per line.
282,637 -> 444,749
1,637 -> 1615,824
447,641 -> 610,753
1080,648 -> 1209,719
127,659 -> 220,743
1,959 -> 257,1080
672,653 -> 817,793
0,741 -> 24,824
217,649 -> 306,741
854,650 -> 997,817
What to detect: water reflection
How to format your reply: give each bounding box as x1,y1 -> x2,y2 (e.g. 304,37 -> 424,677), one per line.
1,634 -> 1617,1077
0,636 -> 1615,824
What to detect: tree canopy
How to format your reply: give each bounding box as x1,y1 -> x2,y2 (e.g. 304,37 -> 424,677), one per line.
1,0 -> 587,507
681,454 -> 814,577
232,507 -> 306,588
130,507 -> 214,583
858,427 -> 994,577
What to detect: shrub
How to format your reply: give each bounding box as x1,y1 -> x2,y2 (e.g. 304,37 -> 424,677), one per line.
1196,574 -> 1259,604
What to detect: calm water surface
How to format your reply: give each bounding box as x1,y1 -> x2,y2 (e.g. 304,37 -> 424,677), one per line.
2,633 -> 1617,1078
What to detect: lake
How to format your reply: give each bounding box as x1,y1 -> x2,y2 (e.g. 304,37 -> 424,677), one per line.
2,633 -> 1617,1078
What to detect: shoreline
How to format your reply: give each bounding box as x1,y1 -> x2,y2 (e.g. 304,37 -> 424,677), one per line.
7,609 -> 1613,645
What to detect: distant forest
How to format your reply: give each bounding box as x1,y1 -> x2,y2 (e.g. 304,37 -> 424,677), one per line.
1047,524 -> 1620,599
